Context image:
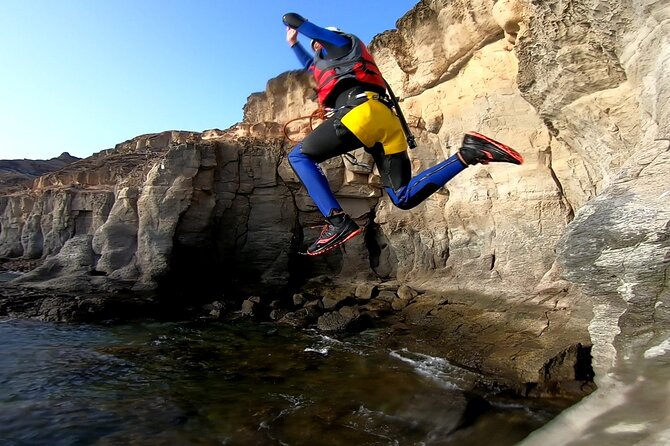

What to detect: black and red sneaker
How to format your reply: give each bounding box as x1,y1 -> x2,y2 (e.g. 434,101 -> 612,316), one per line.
304,214 -> 362,256
459,131 -> 524,165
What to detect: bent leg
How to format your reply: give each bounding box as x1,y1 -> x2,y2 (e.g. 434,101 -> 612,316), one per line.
367,144 -> 468,210
385,154 -> 467,210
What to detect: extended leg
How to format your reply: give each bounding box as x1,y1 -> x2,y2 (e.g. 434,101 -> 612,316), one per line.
287,145 -> 342,217
366,143 -> 465,210
287,114 -> 365,255
287,113 -> 362,216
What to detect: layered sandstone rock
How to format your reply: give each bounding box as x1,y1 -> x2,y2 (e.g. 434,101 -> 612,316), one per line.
0,152 -> 80,191
0,0 -> 668,442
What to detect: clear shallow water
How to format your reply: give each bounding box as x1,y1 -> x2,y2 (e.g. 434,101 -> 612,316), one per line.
0,318 -> 559,445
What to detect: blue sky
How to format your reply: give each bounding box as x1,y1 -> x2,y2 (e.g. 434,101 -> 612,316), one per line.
0,1 -> 417,160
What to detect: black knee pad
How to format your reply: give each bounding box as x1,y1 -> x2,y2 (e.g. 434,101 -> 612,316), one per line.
368,144 -> 410,190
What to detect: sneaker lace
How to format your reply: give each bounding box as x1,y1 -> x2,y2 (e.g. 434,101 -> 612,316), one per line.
319,224 -> 332,236
307,223 -> 336,238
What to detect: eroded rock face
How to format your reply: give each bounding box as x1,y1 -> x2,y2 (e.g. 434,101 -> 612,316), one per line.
516,1 -> 670,443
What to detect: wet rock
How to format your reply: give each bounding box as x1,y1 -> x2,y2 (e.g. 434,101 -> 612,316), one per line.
391,298 -> 411,311
377,282 -> 399,292
533,343 -> 595,397
279,308 -> 314,328
450,394 -> 493,433
0,285 -> 159,322
317,306 -> 367,333
321,289 -> 354,311
391,322 -> 411,332
316,311 -> 350,333
292,293 -> 306,307
376,290 -> 397,303
240,299 -> 256,316
304,299 -> 324,312
0,271 -> 22,282
397,285 -> 418,301
321,297 -> 340,311
269,309 -> 287,321
355,283 -> 378,301
202,300 -> 225,319
362,298 -> 393,315
320,296 -> 337,311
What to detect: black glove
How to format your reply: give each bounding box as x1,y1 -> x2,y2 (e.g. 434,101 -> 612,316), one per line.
283,13 -> 307,29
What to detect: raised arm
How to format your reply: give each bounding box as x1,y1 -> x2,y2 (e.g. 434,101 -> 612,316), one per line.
283,13 -> 351,57
286,27 -> 314,69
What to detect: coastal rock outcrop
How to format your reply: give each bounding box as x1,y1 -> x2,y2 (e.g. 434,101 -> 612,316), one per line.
1,0 -> 668,442
0,152 -> 80,192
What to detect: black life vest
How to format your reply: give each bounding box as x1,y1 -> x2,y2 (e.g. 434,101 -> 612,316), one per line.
312,33 -> 387,106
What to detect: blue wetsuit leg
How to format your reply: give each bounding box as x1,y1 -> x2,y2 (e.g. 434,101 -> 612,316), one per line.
385,154 -> 466,210
288,144 -> 342,217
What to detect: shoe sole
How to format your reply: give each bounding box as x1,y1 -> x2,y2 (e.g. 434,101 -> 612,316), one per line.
301,227 -> 363,256
466,131 -> 524,164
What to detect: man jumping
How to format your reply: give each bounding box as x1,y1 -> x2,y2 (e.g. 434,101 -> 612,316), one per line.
284,13 -> 523,256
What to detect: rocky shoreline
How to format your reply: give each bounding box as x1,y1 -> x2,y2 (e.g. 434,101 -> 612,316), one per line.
0,265 -> 595,404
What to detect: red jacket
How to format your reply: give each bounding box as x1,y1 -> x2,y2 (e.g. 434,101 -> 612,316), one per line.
312,33 -> 387,106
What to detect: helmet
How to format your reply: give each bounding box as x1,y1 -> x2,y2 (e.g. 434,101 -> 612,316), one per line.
311,26 -> 344,50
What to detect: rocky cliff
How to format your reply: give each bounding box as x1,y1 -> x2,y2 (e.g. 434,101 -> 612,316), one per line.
1,0 -> 668,443
0,152 -> 80,192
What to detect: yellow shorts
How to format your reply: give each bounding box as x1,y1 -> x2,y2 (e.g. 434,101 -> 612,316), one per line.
340,93 -> 408,155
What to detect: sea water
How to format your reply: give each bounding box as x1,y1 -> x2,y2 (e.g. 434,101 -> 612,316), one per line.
0,318 -> 562,445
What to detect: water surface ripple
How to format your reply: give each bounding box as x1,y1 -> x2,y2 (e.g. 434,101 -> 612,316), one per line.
0,318 -> 558,445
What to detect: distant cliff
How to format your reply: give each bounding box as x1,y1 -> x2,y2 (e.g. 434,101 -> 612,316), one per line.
0,152 -> 80,191
0,1 -> 668,443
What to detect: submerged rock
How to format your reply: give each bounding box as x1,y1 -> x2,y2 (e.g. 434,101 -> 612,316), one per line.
317,306 -> 369,333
